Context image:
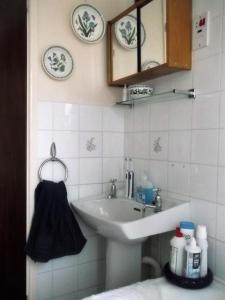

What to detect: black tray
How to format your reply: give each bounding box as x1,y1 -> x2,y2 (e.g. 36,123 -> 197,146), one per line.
164,262 -> 213,289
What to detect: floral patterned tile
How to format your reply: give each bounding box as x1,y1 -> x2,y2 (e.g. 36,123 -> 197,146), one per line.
79,132 -> 102,157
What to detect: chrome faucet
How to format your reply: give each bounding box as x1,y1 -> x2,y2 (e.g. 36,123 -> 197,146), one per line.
107,179 -> 117,199
142,188 -> 162,214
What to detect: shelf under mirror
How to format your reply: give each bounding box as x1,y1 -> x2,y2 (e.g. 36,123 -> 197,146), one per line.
116,88 -> 196,106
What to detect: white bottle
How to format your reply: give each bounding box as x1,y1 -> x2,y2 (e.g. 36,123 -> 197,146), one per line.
180,221 -> 195,245
184,237 -> 201,279
196,225 -> 208,277
170,227 -> 186,276
122,84 -> 127,101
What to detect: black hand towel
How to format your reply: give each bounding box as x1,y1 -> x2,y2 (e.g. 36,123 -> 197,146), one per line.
25,180 -> 86,262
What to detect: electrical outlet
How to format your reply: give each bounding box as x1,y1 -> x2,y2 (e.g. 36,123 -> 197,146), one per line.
193,11 -> 210,50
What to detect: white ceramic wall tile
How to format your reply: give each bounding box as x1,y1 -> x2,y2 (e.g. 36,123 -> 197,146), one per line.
79,184 -> 102,199
169,100 -> 192,130
79,132 -> 102,157
37,261 -> 53,274
190,198 -> 217,238
193,0 -> 223,18
190,164 -> 217,202
53,159 -> 79,185
79,105 -> 102,131
149,160 -> 168,190
103,132 -> 124,157
220,92 -> 225,128
103,106 -> 124,132
215,241 -> 225,281
217,167 -> 225,204
168,162 -> 190,195
133,103 -> 150,132
66,185 -> 79,202
52,267 -> 77,298
37,272 -> 53,300
124,133 -> 134,157
216,204 -> 225,242
192,93 -> 220,129
168,70 -> 193,91
78,260 -> 105,290
52,255 -> 77,270
208,237 -> 216,273
38,131 -> 53,158
52,292 -> 78,300
53,103 -> 79,131
133,132 -> 149,159
38,102 -> 53,130
147,73 -> 172,93
220,53 -> 225,91
79,158 -> 102,184
191,129 -> 219,165
78,236 -> 105,264
53,131 -> 79,158
223,15 -> 225,53
219,129 -> 225,165
193,55 -> 221,94
124,107 -> 134,133
150,102 -> 169,131
167,191 -> 190,203
103,158 -> 124,183
150,132 -> 168,161
168,131 -> 191,162
193,15 -> 222,61
133,159 -> 150,187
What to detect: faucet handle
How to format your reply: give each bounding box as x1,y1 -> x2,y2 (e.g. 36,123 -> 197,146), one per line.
110,178 -> 117,184
153,187 -> 161,194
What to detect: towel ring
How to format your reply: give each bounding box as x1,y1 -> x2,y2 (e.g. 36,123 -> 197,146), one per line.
38,142 -> 68,182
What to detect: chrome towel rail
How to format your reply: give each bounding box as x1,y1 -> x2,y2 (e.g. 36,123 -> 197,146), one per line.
38,142 -> 68,182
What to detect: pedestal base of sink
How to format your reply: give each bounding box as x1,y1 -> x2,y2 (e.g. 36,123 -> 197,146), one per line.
105,240 -> 142,290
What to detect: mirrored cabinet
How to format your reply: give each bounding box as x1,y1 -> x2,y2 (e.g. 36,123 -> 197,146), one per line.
107,0 -> 192,86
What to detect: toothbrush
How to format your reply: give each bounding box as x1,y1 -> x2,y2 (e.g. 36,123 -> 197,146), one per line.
125,158 -> 129,198
128,158 -> 134,199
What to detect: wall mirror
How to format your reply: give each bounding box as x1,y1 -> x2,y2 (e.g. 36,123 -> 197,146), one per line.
107,0 -> 192,86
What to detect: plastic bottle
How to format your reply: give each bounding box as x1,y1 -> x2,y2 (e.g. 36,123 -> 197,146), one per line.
142,175 -> 154,204
170,227 -> 186,276
122,84 -> 127,101
180,221 -> 195,244
196,225 -> 208,277
184,237 -> 201,279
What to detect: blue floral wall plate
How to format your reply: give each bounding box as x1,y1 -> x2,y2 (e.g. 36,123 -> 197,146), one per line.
42,46 -> 73,80
115,15 -> 145,50
71,4 -> 106,43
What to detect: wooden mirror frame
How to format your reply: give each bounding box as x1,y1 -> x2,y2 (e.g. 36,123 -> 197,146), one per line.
107,0 -> 192,86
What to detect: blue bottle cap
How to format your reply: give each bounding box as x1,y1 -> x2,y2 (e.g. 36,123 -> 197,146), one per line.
180,221 -> 195,230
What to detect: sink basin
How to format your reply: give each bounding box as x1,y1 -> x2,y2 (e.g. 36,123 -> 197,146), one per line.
71,195 -> 190,290
71,196 -> 190,244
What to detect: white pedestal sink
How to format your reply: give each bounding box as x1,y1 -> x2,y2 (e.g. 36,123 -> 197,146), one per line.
71,196 -> 190,290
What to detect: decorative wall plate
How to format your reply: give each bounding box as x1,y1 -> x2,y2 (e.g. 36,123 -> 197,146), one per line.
42,46 -> 73,80
71,4 -> 106,43
115,15 -> 145,50
142,60 -> 160,70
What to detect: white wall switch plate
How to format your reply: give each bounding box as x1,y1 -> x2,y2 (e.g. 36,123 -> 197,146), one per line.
193,11 -> 210,50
